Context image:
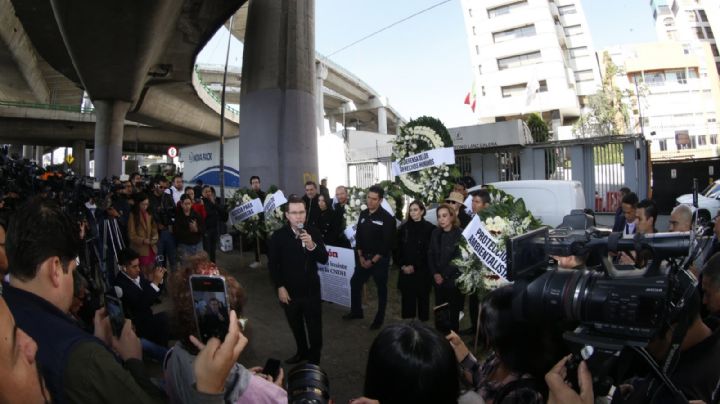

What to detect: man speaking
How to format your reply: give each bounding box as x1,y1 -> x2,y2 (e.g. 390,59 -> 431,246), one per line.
269,195 -> 328,365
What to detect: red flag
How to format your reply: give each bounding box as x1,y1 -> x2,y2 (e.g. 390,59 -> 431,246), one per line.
464,81 -> 477,112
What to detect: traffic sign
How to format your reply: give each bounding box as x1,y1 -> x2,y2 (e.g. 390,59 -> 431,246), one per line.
167,146 -> 178,158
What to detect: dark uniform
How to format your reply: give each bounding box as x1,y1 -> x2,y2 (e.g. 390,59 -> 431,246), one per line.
348,207 -> 396,326
268,224 -> 328,364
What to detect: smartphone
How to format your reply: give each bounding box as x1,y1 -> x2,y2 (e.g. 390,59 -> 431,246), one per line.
105,294 -> 125,338
155,254 -> 165,268
433,302 -> 452,336
189,275 -> 230,343
262,358 -> 281,380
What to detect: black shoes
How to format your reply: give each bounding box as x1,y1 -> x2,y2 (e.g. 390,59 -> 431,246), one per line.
285,354 -> 305,365
369,321 -> 383,330
342,312 -> 363,320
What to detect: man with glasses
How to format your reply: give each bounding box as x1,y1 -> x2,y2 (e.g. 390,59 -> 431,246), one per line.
268,195 -> 328,365
445,191 -> 471,228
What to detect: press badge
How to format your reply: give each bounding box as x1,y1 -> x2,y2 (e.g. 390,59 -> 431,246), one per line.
372,220 -> 383,226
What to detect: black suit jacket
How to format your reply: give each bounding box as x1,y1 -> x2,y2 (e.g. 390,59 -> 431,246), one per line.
113,272 -> 160,337
268,225 -> 329,299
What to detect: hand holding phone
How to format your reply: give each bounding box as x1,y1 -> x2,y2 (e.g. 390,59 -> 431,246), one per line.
105,294 -> 126,338
190,275 -> 230,343
261,358 -> 281,380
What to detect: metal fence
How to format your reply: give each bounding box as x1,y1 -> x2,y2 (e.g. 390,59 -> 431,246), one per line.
543,146 -> 572,180
592,143 -> 626,213
497,150 -> 521,181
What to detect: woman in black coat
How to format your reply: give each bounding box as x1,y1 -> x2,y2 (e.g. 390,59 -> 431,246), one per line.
395,200 -> 435,321
316,194 -> 343,246
428,203 -> 463,332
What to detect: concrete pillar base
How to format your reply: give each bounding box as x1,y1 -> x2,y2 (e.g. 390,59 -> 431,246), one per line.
93,100 -> 130,179
72,140 -> 87,176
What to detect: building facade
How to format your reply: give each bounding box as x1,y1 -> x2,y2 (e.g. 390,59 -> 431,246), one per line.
603,41 -> 720,160
460,0 -> 601,137
650,0 -> 720,74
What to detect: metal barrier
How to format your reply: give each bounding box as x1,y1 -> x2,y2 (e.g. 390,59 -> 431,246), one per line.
592,143 -> 625,212
543,146 -> 571,180
0,99 -> 93,113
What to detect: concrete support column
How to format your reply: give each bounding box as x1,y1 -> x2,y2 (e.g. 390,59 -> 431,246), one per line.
72,140 -> 87,176
377,106 -> 387,134
315,61 -> 327,136
239,0 -> 317,192
34,146 -> 43,165
22,145 -> 33,160
93,100 -> 130,179
328,115 -> 337,133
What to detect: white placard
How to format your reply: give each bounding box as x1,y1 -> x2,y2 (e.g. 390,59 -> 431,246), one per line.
463,194 -> 473,215
344,224 -> 357,248
391,147 -> 456,176
318,246 -> 356,307
263,190 -> 288,214
230,198 -> 263,224
461,216 -> 509,281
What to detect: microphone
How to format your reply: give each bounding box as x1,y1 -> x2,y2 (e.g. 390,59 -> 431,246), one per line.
297,223 -> 305,248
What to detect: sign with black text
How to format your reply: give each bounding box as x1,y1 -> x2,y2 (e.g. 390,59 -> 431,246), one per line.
263,190 -> 288,214
391,147 -> 455,176
229,198 -> 263,224
461,216 -> 508,281
318,246 -> 355,307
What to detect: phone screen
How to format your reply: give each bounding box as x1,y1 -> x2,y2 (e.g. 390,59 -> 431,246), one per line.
105,294 -> 125,338
433,302 -> 452,336
262,358 -> 281,379
189,275 -> 230,343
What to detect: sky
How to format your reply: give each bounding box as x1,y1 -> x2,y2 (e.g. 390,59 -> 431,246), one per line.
197,0 -> 659,129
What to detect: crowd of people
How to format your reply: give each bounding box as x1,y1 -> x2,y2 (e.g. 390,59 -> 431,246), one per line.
2,162 -> 720,403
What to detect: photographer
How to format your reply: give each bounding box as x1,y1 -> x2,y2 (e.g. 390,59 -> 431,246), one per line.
148,176 -> 177,270
446,285 -> 566,403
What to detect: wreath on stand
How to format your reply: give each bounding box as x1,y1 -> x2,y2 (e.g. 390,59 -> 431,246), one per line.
342,182 -> 405,232
262,185 -> 286,236
391,116 -> 460,206
453,187 -> 543,297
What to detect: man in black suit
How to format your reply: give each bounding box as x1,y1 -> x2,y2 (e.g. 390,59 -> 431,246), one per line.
302,181 -> 321,228
113,248 -> 168,348
269,195 -> 329,365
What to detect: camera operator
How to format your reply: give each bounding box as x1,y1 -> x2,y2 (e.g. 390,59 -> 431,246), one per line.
148,176 -> 177,270
446,285 -> 566,403
619,290 -> 720,403
669,205 -> 693,233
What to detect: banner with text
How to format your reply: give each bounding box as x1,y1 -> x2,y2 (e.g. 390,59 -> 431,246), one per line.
461,215 -> 509,281
391,147 -> 456,176
263,190 -> 288,214
318,246 -> 355,307
230,198 -> 264,224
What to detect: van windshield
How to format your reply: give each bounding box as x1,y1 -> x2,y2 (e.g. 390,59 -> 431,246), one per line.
703,182 -> 720,198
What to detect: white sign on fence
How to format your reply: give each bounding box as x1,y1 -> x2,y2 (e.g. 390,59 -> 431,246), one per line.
318,246 -> 355,307
391,147 -> 456,176
230,198 -> 263,224
263,190 -> 288,214
461,216 -> 509,281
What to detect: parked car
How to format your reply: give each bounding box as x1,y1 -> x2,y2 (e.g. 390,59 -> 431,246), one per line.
676,180 -> 720,214
426,180 -> 586,228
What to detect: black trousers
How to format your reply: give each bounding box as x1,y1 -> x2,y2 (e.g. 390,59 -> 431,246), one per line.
203,229 -> 218,262
399,273 -> 431,321
468,293 -> 480,330
435,282 -> 464,333
350,257 -> 389,324
282,295 -> 323,364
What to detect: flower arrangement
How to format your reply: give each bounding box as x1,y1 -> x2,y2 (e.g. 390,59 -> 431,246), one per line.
391,116 -> 460,205
342,186 -> 367,229
228,188 -> 264,241
377,180 -> 405,222
454,187 -> 543,297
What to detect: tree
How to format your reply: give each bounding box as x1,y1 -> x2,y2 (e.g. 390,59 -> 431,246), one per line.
573,51 -> 630,138
526,113 -> 550,143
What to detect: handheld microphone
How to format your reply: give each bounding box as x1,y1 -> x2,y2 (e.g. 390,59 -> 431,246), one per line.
297,223 -> 306,248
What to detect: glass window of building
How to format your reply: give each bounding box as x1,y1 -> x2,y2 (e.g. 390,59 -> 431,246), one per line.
501,83 -> 527,98
487,0 -> 528,18
712,44 -> 719,57
538,80 -> 548,92
659,139 -> 668,151
492,24 -> 536,43
663,17 -> 674,27
675,130 -> 691,150
569,46 -> 588,59
699,9 -> 708,22
558,4 -> 576,15
497,51 -> 542,70
706,27 -> 714,39
696,27 -> 705,39
564,25 -> 583,37
698,135 -> 708,146
574,69 -> 594,82
711,134 -> 718,145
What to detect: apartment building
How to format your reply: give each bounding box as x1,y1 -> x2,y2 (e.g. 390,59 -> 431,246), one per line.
604,41 -> 720,160
460,0 -> 601,137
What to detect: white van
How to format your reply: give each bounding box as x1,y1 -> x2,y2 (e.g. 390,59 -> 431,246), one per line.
426,180 -> 586,228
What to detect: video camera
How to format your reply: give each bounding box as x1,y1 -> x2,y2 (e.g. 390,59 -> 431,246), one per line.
506,210 -> 707,403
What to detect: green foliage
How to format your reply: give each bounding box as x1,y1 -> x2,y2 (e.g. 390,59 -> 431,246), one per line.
403,116 -> 452,144
593,143 -> 624,165
526,113 -> 550,143
573,52 -> 630,138
378,180 -> 406,221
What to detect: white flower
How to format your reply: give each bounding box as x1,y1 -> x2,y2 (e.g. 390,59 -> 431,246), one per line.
361,204 -> 367,210
441,180 -> 447,185
354,199 -> 361,206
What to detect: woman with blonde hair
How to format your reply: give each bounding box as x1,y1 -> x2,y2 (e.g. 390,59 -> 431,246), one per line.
429,203 -> 463,333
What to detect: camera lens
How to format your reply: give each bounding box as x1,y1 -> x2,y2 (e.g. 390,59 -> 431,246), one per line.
287,363 -> 330,404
